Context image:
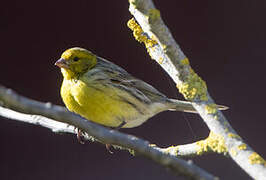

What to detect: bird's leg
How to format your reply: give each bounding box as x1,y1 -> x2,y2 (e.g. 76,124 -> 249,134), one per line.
106,121 -> 126,153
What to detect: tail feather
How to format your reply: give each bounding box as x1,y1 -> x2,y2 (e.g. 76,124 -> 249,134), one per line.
167,99 -> 229,113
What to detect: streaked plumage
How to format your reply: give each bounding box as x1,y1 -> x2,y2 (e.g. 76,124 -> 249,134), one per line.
55,47 -> 227,128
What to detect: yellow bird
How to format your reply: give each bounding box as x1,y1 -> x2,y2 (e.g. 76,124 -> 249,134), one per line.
55,47 -> 227,129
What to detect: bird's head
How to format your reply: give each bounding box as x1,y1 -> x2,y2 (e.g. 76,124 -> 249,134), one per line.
55,47 -> 97,79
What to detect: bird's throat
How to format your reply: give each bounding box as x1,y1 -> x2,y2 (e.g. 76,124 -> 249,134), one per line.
61,68 -> 79,80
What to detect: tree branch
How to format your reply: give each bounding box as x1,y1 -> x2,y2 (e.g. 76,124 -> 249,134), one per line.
128,0 -> 266,179
1,1 -> 265,179
0,85 -> 216,180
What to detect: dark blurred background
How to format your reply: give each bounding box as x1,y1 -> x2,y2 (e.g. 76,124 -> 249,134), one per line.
1,1 -> 266,179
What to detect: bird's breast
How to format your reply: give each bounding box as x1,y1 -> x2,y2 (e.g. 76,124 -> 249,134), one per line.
60,78 -> 149,127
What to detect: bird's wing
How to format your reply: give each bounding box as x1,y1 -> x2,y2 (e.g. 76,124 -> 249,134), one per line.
94,57 -> 167,103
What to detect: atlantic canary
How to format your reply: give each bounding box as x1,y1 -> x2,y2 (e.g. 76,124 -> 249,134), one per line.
55,47 -> 227,129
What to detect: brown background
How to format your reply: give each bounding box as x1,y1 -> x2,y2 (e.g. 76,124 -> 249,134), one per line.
1,1 -> 266,179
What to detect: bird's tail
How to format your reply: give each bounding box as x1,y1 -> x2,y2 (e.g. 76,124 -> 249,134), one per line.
167,99 -> 228,113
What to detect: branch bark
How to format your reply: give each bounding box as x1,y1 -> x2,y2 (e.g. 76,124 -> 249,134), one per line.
128,0 -> 266,179
1,1 -> 265,179
0,85 -> 216,180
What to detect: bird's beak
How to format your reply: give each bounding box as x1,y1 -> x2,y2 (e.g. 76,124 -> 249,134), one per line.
55,58 -> 69,69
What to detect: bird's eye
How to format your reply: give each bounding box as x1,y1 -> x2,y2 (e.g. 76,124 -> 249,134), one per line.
73,57 -> 79,62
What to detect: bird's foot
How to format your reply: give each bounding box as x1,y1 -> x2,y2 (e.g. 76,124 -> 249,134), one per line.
75,128 -> 85,144
105,144 -> 114,154
104,121 -> 126,154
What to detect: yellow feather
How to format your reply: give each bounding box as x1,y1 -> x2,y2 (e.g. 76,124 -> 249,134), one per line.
60,75 -> 145,127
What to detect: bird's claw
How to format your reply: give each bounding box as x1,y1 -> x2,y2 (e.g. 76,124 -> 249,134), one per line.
105,144 -> 114,154
76,128 -> 85,144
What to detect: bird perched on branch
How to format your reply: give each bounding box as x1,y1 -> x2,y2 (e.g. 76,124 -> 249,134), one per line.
55,47 -> 227,129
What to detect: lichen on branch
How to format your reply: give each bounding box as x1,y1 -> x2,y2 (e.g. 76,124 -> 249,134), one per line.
196,131 -> 227,155
127,18 -> 158,56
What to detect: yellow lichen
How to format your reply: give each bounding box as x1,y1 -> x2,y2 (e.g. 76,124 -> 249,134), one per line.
146,35 -> 158,49
176,69 -> 208,101
224,121 -> 229,126
228,133 -> 241,139
163,146 -> 179,156
180,58 -> 190,65
196,131 -> 227,155
224,128 -> 229,133
230,148 -> 238,156
248,152 -> 266,166
205,104 -> 218,114
162,44 -> 167,51
127,18 -> 145,42
230,144 -> 247,157
128,149 -> 136,156
127,18 -> 158,55
238,144 -> 247,150
129,0 -> 139,7
158,57 -> 164,64
148,8 -> 161,22
149,144 -> 156,147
